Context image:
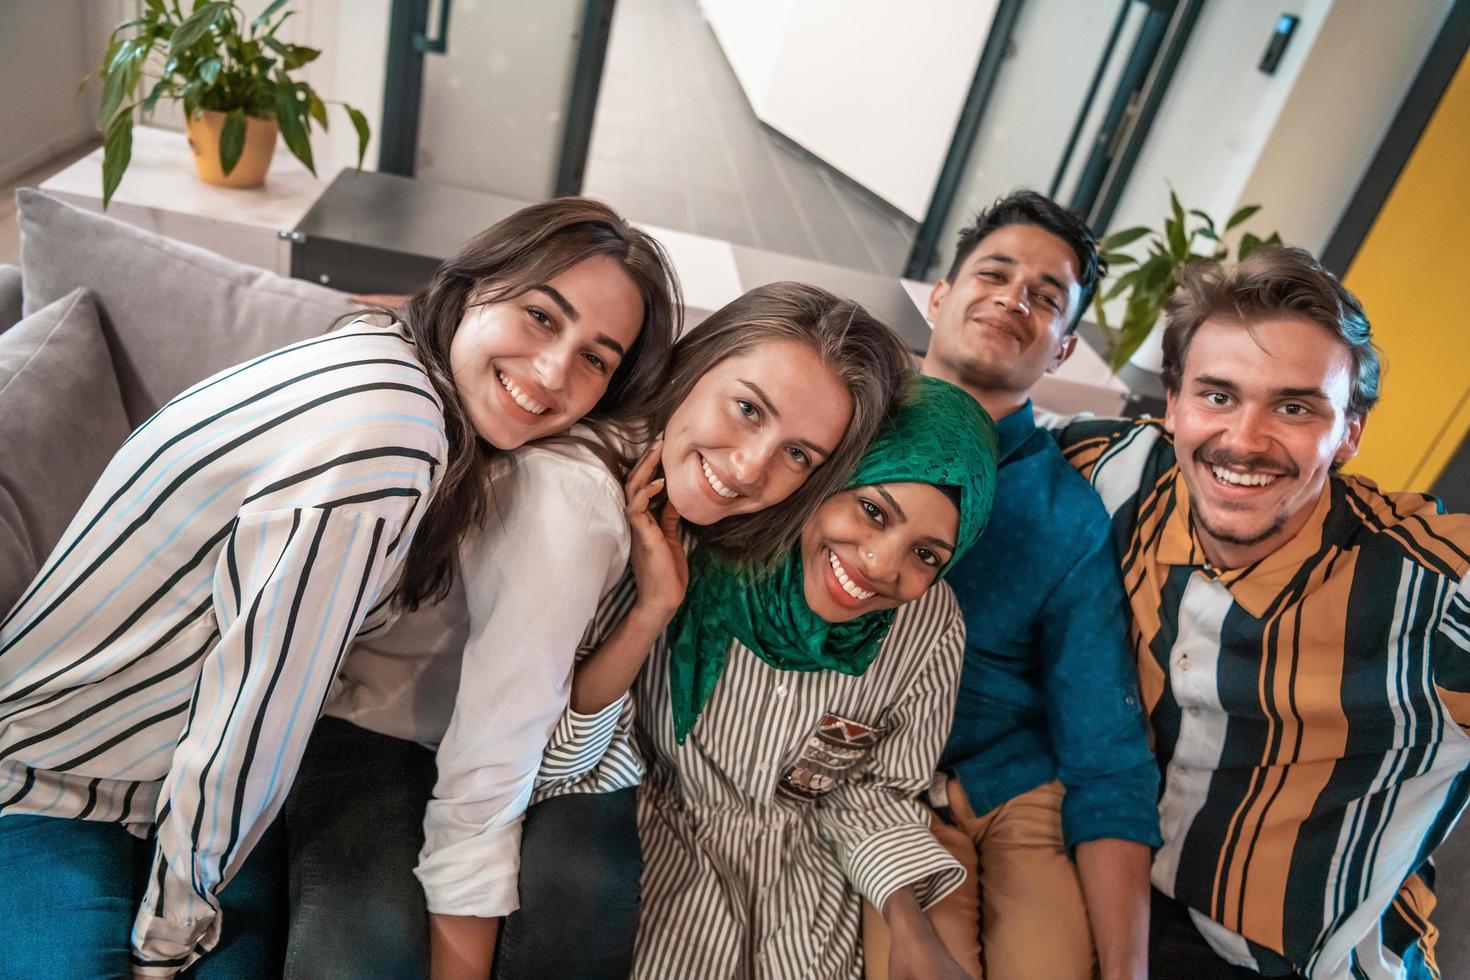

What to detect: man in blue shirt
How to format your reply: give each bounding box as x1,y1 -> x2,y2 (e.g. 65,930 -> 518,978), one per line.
864,191 -> 1160,980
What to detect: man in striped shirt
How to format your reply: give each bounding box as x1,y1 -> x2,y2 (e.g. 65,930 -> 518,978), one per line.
1058,246 -> 1470,978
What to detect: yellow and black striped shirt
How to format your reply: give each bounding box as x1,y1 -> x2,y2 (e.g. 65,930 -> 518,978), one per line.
1060,418 -> 1470,979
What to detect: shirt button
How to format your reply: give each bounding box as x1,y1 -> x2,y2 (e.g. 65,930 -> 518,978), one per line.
1124,695 -> 1136,706
1187,706 -> 1201,716
1178,656 -> 1192,671
775,685 -> 787,698
754,762 -> 768,774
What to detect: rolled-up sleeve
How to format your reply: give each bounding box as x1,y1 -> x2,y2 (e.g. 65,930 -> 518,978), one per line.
813,611 -> 968,913
415,454 -> 629,917
1042,519 -> 1162,850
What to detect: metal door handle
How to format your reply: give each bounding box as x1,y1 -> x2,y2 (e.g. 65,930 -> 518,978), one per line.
414,0 -> 452,54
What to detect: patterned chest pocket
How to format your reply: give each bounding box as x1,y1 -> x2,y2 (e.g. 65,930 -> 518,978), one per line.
776,712 -> 886,803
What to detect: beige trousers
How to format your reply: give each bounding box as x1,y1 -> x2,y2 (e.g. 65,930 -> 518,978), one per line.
862,779 -> 1096,980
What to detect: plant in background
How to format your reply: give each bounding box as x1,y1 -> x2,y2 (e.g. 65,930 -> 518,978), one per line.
1094,190 -> 1281,370
89,0 -> 370,206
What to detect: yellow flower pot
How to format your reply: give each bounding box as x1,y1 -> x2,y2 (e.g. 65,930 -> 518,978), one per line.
185,110 -> 279,188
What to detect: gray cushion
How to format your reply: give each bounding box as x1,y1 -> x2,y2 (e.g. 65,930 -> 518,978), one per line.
18,188 -> 352,426
0,264 -> 21,335
0,288 -> 131,614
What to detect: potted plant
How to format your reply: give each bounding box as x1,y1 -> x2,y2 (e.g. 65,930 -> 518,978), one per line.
1095,191 -> 1281,371
89,0 -> 370,206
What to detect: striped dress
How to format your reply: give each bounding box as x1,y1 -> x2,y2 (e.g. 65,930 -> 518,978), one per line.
1059,417 -> 1470,979
0,319 -> 446,971
540,575 -> 969,980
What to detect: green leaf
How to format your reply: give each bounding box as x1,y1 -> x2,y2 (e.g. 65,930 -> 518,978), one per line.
181,78 -> 204,117
1101,226 -> 1151,250
141,78 -> 173,114
1166,215 -> 1187,260
1187,208 -> 1217,234
308,92 -> 328,130
169,2 -> 228,56
1195,226 -> 1219,242
1170,189 -> 1185,230
274,74 -> 315,173
344,104 -> 370,169
1226,204 -> 1262,231
1264,231 -> 1282,246
219,108 -> 246,175
1102,252 -> 1138,266
145,0 -> 167,13
250,0 -> 291,30
99,53 -> 133,125
102,107 -> 135,209
198,56 -> 222,86
284,45 -> 321,69
1238,231 -> 1264,260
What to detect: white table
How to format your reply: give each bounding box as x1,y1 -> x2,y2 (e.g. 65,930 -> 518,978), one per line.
40,125 -> 336,275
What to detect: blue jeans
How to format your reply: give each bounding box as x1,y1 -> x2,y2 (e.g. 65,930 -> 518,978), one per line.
0,810 -> 285,978
494,788 -> 643,980
280,716 -> 438,979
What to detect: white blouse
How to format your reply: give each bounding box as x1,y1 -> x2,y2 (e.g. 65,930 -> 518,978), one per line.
324,432 -> 632,917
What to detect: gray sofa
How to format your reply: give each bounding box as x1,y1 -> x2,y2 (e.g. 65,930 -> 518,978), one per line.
2,189 -> 1468,975
0,189 -> 352,611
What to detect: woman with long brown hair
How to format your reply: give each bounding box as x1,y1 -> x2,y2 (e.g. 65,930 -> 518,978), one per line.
466,282 -> 918,979
0,197 -> 678,978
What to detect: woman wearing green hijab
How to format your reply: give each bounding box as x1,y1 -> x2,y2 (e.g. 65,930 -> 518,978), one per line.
549,375 -> 998,979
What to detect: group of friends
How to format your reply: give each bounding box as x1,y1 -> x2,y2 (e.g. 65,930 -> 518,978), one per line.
0,187 -> 1466,980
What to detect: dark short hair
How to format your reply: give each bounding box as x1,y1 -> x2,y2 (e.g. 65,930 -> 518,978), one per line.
946,189 -> 1104,331
1161,245 -> 1382,417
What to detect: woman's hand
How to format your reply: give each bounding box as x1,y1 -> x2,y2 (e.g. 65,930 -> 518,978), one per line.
884,887 -> 974,980
624,438 -> 687,625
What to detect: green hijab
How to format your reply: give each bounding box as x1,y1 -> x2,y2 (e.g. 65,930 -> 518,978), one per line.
667,375 -> 998,743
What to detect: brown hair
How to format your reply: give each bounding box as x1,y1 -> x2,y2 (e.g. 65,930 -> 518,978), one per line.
396,198 -> 681,610
652,281 -> 912,568
1161,245 -> 1381,416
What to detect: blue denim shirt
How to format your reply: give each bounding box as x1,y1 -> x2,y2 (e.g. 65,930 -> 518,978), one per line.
938,401 -> 1162,849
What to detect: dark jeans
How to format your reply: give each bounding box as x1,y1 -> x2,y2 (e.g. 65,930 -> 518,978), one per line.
1149,889 -> 1302,979
0,810 -> 285,978
494,787 -> 643,980
281,715 -> 438,980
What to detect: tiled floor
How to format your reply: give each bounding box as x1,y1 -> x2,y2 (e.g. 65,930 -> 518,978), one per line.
584,0 -> 918,276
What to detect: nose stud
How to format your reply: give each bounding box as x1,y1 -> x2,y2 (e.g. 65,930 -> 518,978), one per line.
865,551 -> 875,560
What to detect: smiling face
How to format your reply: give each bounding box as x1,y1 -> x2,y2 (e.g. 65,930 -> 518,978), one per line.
661,340 -> 853,526
800,482 -> 959,623
1166,315 -> 1364,569
449,254 -> 645,450
923,223 -> 1083,411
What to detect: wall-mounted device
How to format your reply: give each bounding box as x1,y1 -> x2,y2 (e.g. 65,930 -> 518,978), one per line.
1259,13 -> 1300,74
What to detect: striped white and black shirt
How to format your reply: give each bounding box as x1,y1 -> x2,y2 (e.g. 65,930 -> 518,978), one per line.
0,319 -> 446,974
539,576 -> 969,979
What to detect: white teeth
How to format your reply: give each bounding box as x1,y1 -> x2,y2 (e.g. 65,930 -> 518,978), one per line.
828,549 -> 875,601
701,457 -> 739,498
497,371 -> 549,415
1211,465 -> 1278,487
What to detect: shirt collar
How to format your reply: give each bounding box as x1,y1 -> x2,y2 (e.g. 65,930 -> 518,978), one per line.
993,399 -> 1037,462
1156,470 -> 1335,619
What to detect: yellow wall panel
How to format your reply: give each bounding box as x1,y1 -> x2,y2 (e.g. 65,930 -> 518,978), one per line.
1343,50 -> 1470,491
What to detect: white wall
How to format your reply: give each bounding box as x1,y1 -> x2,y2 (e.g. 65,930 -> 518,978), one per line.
699,0 -> 996,219
0,1 -> 100,184
1108,0 -> 1453,255
1238,0 -> 1455,253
